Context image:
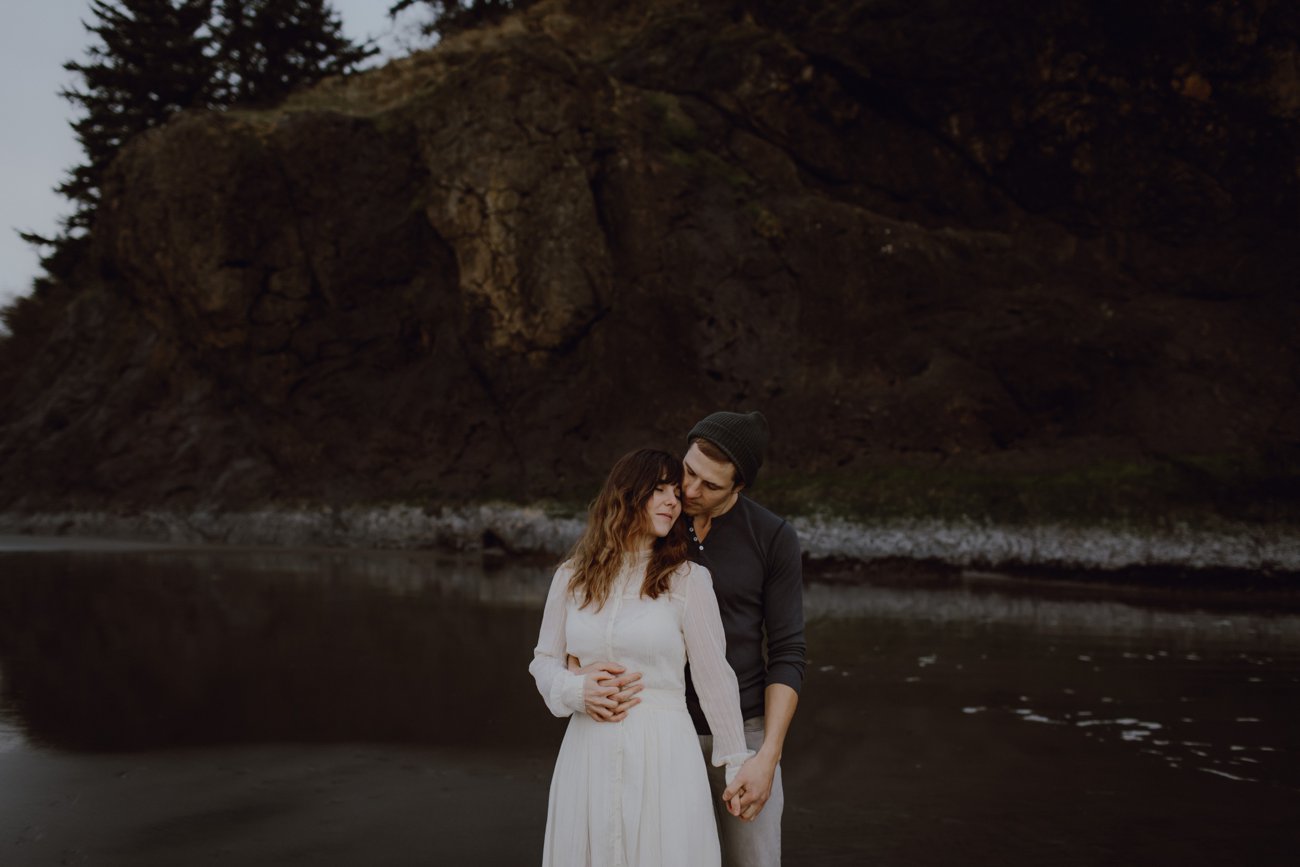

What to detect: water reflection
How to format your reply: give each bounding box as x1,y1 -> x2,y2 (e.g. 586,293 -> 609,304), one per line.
0,661 -> 26,753
805,572 -> 1300,643
0,548 -> 553,752
1,540 -> 1298,866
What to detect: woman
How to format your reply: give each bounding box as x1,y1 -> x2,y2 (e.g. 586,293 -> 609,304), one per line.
530,448 -> 752,866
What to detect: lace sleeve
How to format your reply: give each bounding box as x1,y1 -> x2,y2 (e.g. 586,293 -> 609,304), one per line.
681,563 -> 754,783
528,564 -> 585,718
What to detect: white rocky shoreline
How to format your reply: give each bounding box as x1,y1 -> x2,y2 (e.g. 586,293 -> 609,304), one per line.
2,504 -> 1298,575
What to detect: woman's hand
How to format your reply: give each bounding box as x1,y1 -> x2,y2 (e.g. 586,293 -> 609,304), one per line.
570,657 -> 643,722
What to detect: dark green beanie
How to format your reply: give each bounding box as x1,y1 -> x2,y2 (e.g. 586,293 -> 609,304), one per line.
687,410 -> 770,488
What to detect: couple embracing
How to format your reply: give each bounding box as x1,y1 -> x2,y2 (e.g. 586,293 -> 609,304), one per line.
530,410 -> 807,866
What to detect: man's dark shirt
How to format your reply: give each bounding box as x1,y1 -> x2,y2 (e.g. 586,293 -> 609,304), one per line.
684,494 -> 807,734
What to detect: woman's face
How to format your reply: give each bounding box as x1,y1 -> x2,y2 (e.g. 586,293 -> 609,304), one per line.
643,480 -> 682,538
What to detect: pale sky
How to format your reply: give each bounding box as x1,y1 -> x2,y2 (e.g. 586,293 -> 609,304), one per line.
0,1 -> 431,310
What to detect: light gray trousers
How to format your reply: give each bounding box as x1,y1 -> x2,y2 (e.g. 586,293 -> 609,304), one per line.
698,716 -> 783,867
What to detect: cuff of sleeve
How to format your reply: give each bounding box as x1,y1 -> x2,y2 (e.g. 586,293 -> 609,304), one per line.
555,670 -> 585,716
766,662 -> 804,695
719,750 -> 755,786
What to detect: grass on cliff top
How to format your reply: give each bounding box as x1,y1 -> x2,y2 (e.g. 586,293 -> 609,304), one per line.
750,454 -> 1298,529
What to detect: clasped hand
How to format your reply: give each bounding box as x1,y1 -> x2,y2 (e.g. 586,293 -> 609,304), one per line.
721,751 -> 777,822
567,656 -> 644,722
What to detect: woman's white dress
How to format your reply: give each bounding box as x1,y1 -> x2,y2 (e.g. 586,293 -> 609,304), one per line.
530,554 -> 752,867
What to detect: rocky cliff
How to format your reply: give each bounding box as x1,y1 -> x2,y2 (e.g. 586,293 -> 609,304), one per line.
1,0 -> 1297,526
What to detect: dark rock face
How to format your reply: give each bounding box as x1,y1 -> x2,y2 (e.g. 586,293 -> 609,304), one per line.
1,0 -> 1296,513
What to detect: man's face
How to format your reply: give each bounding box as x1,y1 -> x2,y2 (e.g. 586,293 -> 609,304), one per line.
681,443 -> 740,517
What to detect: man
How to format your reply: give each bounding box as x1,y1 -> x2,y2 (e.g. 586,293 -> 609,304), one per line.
575,410 -> 807,866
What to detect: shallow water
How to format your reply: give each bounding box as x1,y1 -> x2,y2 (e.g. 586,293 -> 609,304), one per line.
0,538 -> 1297,865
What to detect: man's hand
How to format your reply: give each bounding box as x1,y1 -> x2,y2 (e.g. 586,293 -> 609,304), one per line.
721,751 -> 779,822
568,656 -> 643,722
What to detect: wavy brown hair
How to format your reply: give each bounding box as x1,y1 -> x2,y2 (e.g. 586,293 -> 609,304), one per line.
566,449 -> 689,610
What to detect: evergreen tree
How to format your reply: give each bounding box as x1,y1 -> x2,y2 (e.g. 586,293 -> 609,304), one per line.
213,0 -> 376,106
57,0 -> 215,235
36,0 -> 373,269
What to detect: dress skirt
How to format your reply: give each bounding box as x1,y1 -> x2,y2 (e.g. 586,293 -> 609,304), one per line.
541,689 -> 720,867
